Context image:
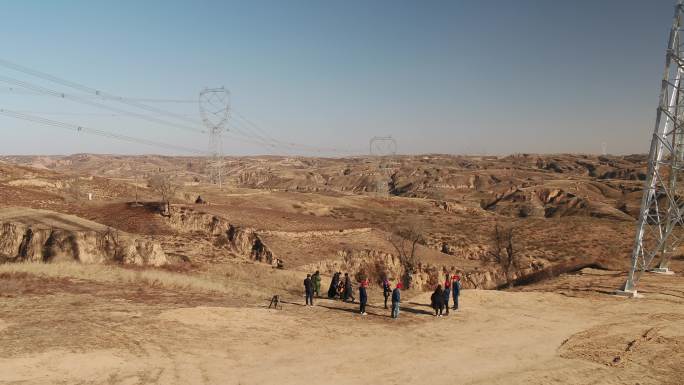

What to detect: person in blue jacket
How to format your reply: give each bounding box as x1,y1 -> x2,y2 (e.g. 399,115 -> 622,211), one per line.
443,273 -> 451,316
452,274 -> 461,310
391,282 -> 402,319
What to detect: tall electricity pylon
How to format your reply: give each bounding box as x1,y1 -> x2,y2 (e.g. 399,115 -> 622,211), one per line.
369,136 -> 398,197
199,87 -> 230,188
618,0 -> 684,297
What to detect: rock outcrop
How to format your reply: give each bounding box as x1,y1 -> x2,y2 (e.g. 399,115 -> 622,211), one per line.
302,248 -> 515,290
165,206 -> 276,264
0,221 -> 167,266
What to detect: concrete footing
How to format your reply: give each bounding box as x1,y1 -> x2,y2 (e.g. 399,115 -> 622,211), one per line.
649,267 -> 675,275
614,289 -> 643,298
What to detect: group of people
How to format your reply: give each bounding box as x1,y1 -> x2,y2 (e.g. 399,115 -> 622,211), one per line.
303,270 -> 461,319
430,273 -> 461,317
327,271 -> 356,302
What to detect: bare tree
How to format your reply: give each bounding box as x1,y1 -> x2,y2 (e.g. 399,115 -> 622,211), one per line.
147,174 -> 179,215
387,221 -> 424,289
489,223 -> 521,288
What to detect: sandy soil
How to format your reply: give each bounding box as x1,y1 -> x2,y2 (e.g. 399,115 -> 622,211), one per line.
1,267 -> 682,385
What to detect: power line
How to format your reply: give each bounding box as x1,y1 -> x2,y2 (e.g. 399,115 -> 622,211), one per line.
0,58 -> 197,125
0,75 -> 206,134
0,58 -> 365,156
0,108 -> 207,154
5,109 -> 199,118
231,109 -> 364,155
0,87 -> 195,103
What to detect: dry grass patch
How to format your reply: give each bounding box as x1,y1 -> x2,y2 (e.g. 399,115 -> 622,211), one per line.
0,262 -> 250,296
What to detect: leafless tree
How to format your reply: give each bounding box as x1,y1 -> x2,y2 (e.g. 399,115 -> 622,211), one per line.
387,221 -> 424,288
489,223 -> 521,288
147,173 -> 179,215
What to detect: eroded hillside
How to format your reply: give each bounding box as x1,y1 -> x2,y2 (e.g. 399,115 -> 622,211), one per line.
0,153 -> 648,290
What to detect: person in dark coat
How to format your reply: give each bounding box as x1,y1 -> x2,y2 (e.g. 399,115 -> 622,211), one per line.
443,274 -> 451,316
343,273 -> 355,302
328,272 -> 340,299
312,271 -> 321,297
358,278 -> 369,315
304,274 -> 314,306
431,284 -> 445,316
452,275 -> 461,310
382,278 -> 392,309
391,282 -> 402,319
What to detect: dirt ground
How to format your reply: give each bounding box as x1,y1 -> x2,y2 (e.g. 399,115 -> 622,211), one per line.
1,263 -> 682,385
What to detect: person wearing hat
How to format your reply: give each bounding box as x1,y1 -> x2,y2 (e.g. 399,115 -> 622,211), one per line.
391,282 -> 402,319
452,274 -> 461,310
443,273 -> 452,316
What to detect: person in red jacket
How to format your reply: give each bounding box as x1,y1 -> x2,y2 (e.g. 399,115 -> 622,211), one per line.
452,275 -> 461,310
443,273 -> 451,315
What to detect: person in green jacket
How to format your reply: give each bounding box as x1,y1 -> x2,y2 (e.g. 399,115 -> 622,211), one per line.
312,271 -> 321,297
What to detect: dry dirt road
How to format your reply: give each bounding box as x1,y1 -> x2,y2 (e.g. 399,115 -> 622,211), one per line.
1,267 -> 682,385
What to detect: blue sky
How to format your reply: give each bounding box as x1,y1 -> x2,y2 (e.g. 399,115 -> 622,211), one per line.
0,0 -> 676,156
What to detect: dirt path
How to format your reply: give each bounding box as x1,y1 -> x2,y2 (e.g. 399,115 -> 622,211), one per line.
1,275 -> 682,385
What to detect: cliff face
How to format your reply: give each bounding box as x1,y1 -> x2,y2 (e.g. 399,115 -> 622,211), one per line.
164,206 -> 275,264
0,221 -> 167,266
302,249 -> 517,290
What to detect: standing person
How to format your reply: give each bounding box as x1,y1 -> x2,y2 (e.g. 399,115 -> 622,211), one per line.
431,284 -> 445,317
343,273 -> 355,303
312,271 -> 321,297
382,278 -> 392,309
452,275 -> 461,311
304,274 -> 314,306
391,282 -> 402,319
443,274 -> 451,316
359,278 -> 369,315
328,272 -> 340,299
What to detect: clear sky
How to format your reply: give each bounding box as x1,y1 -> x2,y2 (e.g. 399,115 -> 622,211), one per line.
0,0 -> 677,156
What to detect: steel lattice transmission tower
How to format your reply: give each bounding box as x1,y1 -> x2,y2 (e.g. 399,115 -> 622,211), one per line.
369,136 -> 398,196
199,87 -> 230,188
618,0 -> 684,297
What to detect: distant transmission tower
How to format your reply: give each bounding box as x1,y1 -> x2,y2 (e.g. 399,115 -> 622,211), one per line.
369,136 -> 398,196
199,87 -> 230,188
369,136 -> 397,156
618,0 -> 683,297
